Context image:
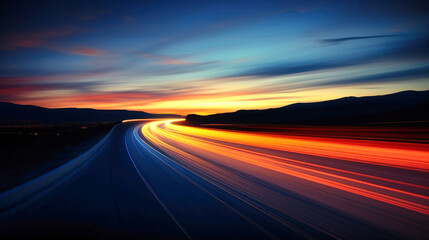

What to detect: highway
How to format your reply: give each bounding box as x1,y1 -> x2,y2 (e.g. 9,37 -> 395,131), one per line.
1,119 -> 428,239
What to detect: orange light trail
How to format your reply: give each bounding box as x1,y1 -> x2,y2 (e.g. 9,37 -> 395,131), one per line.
137,119 -> 429,237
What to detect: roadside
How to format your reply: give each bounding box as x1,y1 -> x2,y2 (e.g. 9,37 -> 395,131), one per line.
0,122 -> 117,193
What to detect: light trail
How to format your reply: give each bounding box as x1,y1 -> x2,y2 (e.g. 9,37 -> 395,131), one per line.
124,137 -> 192,240
2,119 -> 428,238
164,120 -> 429,171
138,119 -> 429,238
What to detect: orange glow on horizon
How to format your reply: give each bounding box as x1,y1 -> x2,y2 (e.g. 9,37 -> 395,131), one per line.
7,82 -> 422,115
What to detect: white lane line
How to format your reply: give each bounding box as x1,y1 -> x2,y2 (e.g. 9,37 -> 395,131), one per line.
124,133 -> 192,240
132,126 -> 279,240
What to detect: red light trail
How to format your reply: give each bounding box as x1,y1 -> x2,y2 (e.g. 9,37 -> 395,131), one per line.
138,119 -> 429,237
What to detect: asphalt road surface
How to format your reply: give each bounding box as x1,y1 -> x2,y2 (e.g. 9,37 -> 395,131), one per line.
1,119 -> 428,239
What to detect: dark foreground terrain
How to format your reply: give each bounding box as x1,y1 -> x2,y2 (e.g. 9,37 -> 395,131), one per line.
0,122 -> 116,192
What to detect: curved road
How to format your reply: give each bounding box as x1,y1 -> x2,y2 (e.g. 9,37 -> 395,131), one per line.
1,119 -> 428,239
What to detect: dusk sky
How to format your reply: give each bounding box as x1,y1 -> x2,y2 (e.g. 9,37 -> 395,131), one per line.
1,0 -> 428,115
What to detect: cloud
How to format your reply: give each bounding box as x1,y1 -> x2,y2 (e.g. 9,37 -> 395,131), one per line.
2,90 -> 159,110
236,61 -> 352,77
0,28 -> 78,50
160,58 -> 195,65
0,28 -> 94,52
379,34 -> 429,61
0,70 -> 113,95
54,91 -> 155,103
0,76 -> 102,95
54,47 -> 105,56
253,65 -> 429,95
0,28 -> 103,56
139,53 -> 196,65
137,7 -> 303,53
319,34 -> 399,45
230,34 -> 429,79
324,65 -> 429,87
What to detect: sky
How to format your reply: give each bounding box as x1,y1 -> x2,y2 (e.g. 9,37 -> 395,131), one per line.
1,0 -> 428,115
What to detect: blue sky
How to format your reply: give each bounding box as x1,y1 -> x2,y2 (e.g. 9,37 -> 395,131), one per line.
0,0 -> 428,114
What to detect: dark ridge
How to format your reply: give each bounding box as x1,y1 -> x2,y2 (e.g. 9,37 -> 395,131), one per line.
0,102 -> 180,125
186,90 -> 429,125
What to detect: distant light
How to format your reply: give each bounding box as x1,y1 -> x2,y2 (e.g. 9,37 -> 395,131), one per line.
122,118 -> 181,123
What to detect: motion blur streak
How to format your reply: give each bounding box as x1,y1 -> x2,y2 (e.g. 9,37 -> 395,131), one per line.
164,120 -> 429,171
1,119 -> 428,238
140,119 -> 429,238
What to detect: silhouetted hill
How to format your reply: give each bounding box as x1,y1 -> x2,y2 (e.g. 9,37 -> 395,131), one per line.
186,90 -> 429,125
0,102 -> 180,124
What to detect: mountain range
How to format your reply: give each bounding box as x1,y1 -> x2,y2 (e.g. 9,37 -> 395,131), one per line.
0,102 -> 180,124
186,90 -> 429,125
